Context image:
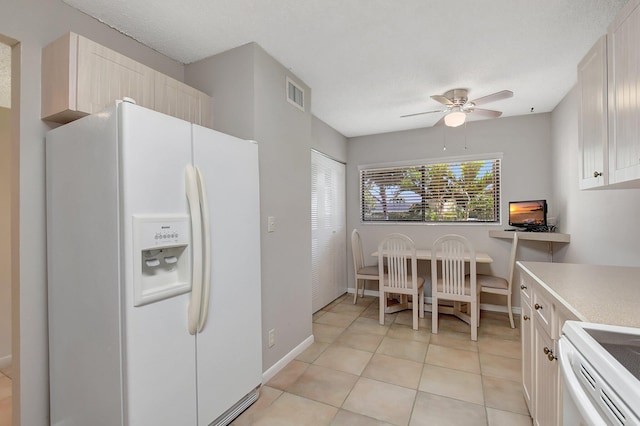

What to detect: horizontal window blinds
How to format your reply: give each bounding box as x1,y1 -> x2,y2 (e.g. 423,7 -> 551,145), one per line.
361,158 -> 501,223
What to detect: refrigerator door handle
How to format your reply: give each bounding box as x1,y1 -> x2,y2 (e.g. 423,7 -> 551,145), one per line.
195,166 -> 211,332
185,165 -> 203,335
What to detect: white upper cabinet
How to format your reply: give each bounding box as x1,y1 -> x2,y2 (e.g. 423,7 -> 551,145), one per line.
42,32 -> 213,128
577,36 -> 608,189
577,0 -> 640,189
607,0 -> 640,186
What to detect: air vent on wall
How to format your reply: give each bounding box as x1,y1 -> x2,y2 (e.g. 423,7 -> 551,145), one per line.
286,76 -> 305,111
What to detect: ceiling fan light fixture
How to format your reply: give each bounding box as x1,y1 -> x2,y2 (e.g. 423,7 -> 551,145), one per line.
444,111 -> 466,127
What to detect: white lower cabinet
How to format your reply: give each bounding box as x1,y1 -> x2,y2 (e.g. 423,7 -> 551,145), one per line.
520,296 -> 534,413
533,320 -> 558,426
519,269 -> 579,426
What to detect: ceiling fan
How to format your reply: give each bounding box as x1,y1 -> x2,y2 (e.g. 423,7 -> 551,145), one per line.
401,88 -> 513,127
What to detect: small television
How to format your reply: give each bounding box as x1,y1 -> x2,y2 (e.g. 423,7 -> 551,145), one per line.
509,200 -> 547,229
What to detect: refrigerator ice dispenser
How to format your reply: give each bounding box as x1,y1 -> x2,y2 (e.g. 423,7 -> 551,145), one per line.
133,215 -> 191,306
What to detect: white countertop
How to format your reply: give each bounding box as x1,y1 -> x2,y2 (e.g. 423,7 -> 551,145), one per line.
517,261 -> 640,328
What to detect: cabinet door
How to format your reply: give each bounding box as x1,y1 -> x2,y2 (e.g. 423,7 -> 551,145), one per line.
77,35 -> 155,114
521,298 -> 534,414
608,0 -> 640,186
534,321 -> 559,426
155,73 -> 213,127
578,36 -> 608,189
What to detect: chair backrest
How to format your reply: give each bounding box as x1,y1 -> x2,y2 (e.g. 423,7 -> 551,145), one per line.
432,234 -> 476,296
351,229 -> 365,273
378,233 -> 418,290
507,232 -> 519,286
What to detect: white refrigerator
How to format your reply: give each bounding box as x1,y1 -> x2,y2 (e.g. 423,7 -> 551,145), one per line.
46,101 -> 262,426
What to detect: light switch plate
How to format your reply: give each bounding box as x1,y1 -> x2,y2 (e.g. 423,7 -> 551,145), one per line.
267,216 -> 276,233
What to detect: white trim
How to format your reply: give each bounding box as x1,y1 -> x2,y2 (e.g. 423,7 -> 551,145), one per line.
347,288 -> 522,315
262,335 -> 314,384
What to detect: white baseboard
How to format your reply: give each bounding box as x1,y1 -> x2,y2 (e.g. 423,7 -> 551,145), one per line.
0,354 -> 12,369
262,335 -> 314,384
348,288 -> 522,315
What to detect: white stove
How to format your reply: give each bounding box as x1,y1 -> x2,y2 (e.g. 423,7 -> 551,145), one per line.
559,321 -> 640,426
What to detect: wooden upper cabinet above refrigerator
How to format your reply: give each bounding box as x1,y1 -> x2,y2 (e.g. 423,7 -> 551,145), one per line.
41,32 -> 213,128
155,73 -> 212,129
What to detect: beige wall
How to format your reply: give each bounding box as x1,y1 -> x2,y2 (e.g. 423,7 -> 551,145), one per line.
0,106 -> 11,368
0,1 -> 185,424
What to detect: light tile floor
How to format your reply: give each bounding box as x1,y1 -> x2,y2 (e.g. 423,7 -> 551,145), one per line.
0,365 -> 12,426
233,294 -> 532,426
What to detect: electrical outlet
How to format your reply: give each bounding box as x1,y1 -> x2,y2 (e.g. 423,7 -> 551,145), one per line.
268,329 -> 275,347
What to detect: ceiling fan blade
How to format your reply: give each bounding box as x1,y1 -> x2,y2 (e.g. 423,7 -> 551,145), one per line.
470,90 -> 513,106
430,95 -> 454,106
400,109 -> 445,118
471,108 -> 503,118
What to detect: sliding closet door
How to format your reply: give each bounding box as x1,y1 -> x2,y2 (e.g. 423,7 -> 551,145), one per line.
311,150 -> 347,313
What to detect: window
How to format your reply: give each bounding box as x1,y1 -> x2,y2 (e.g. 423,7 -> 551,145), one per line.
360,155 -> 501,223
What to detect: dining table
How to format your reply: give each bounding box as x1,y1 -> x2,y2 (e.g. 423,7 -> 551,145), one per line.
371,249 -> 493,264
370,248 -> 494,314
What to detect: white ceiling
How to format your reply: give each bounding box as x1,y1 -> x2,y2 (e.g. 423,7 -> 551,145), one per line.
62,0 -> 627,137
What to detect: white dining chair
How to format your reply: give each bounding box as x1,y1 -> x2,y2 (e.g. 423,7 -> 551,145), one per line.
431,234 -> 480,341
351,229 -> 380,304
477,232 -> 518,328
378,233 -> 425,330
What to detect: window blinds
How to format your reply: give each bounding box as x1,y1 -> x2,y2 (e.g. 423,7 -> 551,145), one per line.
360,158 -> 501,223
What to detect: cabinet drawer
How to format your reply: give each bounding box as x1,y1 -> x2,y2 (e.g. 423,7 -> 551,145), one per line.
519,275 -> 532,304
533,289 -> 554,337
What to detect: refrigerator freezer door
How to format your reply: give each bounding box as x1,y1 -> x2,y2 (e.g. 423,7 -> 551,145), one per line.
119,103 -> 198,425
47,105 -> 125,426
192,125 -> 263,426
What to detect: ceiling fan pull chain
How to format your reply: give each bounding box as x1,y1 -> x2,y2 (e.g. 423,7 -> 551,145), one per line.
443,124 -> 447,151
464,120 -> 468,150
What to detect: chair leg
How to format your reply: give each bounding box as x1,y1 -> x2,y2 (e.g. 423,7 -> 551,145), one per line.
379,290 -> 386,325
507,292 -> 515,329
419,288 -> 424,319
471,300 -> 478,341
361,280 -> 367,298
353,279 -> 359,304
432,298 -> 438,335
412,297 -> 418,331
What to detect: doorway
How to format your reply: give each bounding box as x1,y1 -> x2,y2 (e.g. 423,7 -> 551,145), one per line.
311,150 -> 347,312
0,32 -> 18,426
